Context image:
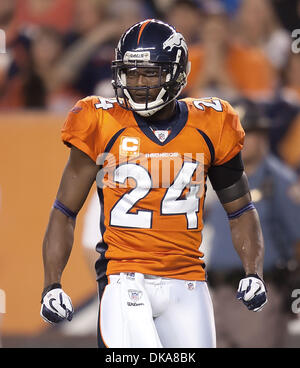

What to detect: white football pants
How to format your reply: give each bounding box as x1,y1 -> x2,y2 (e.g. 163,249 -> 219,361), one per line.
98,272 -> 216,348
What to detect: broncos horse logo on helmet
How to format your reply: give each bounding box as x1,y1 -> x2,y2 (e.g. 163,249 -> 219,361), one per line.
112,19 -> 191,117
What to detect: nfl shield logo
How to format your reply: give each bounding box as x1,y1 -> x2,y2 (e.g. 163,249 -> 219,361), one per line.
186,281 -> 196,290
154,130 -> 169,143
128,289 -> 142,301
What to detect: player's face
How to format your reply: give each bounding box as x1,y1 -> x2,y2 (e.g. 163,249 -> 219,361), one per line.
125,66 -> 167,104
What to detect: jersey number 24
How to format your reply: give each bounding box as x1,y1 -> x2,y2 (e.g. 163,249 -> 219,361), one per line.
109,162 -> 201,230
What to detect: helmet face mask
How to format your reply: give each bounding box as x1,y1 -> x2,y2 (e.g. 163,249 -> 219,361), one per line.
111,19 -> 190,117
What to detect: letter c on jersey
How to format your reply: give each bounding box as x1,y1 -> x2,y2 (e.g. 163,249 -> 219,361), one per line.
120,137 -> 140,157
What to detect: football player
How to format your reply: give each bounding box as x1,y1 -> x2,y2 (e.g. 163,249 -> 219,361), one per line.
40,19 -> 267,348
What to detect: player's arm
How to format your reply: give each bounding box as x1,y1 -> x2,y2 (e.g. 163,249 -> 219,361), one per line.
208,153 -> 267,311
224,190 -> 265,273
41,145 -> 99,324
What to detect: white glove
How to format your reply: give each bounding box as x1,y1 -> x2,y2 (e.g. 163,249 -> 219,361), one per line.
40,286 -> 74,324
236,274 -> 267,312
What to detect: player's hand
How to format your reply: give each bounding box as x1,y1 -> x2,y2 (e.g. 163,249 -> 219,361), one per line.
236,274 -> 267,312
40,286 -> 74,324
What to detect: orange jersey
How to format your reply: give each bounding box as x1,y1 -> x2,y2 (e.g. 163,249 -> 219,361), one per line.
61,96 -> 244,281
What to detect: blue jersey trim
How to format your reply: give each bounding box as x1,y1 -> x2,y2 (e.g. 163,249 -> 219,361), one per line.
196,129 -> 215,165
133,100 -> 188,146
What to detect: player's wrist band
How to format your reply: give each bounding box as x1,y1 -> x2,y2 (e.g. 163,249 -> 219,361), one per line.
41,283 -> 62,303
227,202 -> 255,220
53,199 -> 78,220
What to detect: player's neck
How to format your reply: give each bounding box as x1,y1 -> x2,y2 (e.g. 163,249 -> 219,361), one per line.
145,100 -> 177,123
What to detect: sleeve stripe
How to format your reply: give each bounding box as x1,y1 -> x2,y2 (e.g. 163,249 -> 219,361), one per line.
104,128 -> 126,153
196,129 -> 215,165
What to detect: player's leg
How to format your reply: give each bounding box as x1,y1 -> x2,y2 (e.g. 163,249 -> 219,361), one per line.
154,280 -> 216,348
97,275 -> 123,348
97,273 -> 163,348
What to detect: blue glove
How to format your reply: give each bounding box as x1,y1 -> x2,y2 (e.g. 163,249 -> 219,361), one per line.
236,274 -> 267,312
40,284 -> 74,324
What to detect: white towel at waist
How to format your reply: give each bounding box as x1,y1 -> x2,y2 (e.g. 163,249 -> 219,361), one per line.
119,272 -> 163,348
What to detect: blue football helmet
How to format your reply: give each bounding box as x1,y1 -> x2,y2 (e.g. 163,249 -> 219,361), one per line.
112,19 -> 191,117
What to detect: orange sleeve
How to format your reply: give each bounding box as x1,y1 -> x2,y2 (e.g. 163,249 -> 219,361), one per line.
214,101 -> 245,166
61,97 -> 101,162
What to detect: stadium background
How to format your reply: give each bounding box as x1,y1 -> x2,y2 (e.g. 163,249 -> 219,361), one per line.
0,0 -> 300,348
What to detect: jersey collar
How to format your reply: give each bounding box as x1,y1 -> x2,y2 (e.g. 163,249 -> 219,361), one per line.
133,100 -> 188,146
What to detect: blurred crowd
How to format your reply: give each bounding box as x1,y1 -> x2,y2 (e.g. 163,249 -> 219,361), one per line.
0,0 -> 300,174
1,0 -> 300,348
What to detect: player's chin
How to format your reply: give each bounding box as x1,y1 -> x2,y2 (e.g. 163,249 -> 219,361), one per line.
132,95 -> 156,104
129,90 -> 158,104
